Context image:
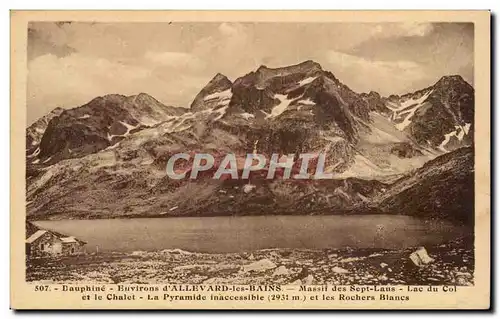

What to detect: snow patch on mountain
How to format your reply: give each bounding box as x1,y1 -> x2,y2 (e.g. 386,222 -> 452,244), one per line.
42,156 -> 52,164
107,121 -> 139,141
267,94 -> 294,118
387,90 -> 433,131
296,99 -> 316,110
388,90 -> 433,113
28,147 -> 40,158
297,98 -> 316,106
464,123 -> 471,135
298,76 -> 318,86
204,89 -> 232,102
438,123 -> 472,152
212,106 -> 229,121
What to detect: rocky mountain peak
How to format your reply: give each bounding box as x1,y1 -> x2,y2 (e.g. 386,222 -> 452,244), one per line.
383,74 -> 474,152
26,106 -> 65,152
255,60 -> 323,79
436,74 -> 469,85
190,73 -> 233,111
257,59 -> 322,71
95,94 -> 128,103
135,92 -> 156,100
51,106 -> 65,113
432,75 -> 473,95
367,91 -> 381,98
208,73 -> 232,88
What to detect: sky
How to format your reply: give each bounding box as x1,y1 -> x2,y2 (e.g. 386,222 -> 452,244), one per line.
27,22 -> 474,124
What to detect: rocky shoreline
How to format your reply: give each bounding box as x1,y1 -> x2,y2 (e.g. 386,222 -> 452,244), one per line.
27,236 -> 473,286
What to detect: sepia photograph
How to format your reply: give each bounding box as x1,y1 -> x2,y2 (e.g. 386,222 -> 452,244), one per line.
10,10 -> 491,310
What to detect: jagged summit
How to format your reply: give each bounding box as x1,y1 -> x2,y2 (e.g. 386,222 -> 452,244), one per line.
26,106 -> 65,152
256,60 -> 322,73
190,73 -> 233,111
433,74 -> 473,91
437,74 -> 468,83
92,94 -> 128,102
211,72 -> 231,83
51,106 -> 65,113
253,60 -> 323,81
135,92 -> 157,99
202,73 -> 232,89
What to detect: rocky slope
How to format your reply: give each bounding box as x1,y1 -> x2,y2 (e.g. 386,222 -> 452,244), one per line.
377,147 -> 474,224
26,107 -> 64,154
385,75 -> 474,152
27,93 -> 185,166
190,73 -> 233,112
25,61 -> 475,222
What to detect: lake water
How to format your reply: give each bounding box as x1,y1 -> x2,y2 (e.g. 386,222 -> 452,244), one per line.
34,215 -> 466,253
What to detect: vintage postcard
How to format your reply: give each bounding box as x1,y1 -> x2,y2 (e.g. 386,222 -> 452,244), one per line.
10,10 -> 490,310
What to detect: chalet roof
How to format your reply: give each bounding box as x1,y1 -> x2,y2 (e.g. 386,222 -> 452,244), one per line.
60,236 -> 77,243
26,230 -> 48,244
26,230 -> 87,245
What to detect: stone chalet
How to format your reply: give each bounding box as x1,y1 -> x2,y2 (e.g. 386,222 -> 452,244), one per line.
26,229 -> 87,257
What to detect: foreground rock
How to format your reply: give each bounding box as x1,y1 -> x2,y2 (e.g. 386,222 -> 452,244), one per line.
27,236 -> 473,286
409,247 -> 435,266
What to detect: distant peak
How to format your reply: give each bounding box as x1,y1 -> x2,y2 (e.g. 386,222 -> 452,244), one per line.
435,75 -> 470,87
100,94 -> 128,101
256,60 -> 323,73
135,92 -> 159,101
51,107 -> 65,113
202,73 -> 232,92
298,60 -> 323,69
137,92 -> 153,98
210,73 -> 232,84
190,73 -> 233,110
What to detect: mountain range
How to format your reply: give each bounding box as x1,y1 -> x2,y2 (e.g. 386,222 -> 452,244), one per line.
25,60 -> 474,223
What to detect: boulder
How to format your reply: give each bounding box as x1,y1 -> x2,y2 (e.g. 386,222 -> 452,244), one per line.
409,247 -> 434,266
272,265 -> 290,276
331,266 -> 349,274
243,258 -> 277,272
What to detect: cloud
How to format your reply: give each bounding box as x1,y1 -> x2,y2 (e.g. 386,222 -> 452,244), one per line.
323,51 -> 426,95
144,51 -> 205,70
371,22 -> 434,38
27,52 -> 208,123
27,53 -> 152,121
192,23 -> 263,79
